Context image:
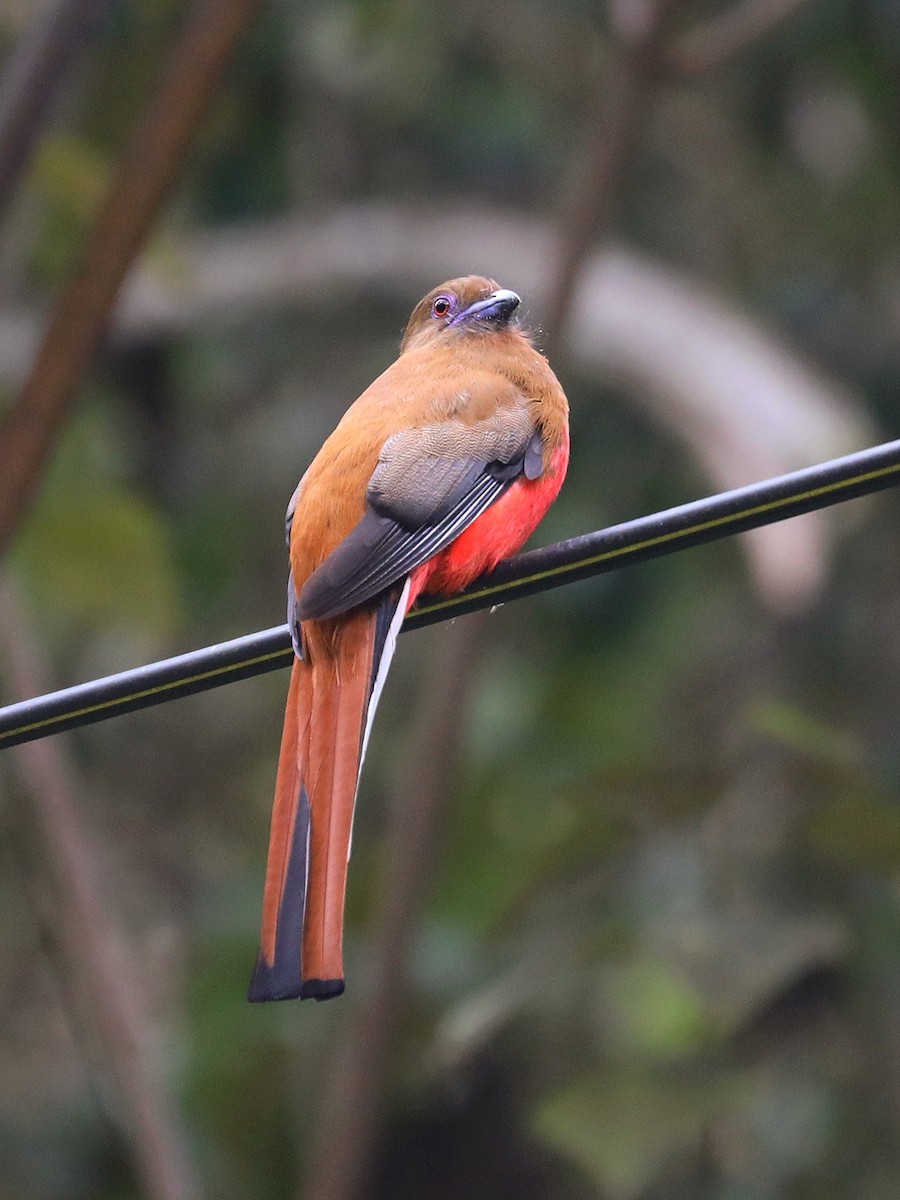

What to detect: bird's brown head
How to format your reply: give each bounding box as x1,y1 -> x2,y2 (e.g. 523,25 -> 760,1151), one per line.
400,276 -> 521,354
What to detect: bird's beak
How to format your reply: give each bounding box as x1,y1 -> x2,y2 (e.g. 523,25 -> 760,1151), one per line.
453,289 -> 521,325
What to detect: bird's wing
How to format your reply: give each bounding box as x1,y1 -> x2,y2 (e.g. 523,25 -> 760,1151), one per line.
297,407 -> 544,621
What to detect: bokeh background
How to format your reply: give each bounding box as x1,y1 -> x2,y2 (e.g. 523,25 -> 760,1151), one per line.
1,1 -> 900,1198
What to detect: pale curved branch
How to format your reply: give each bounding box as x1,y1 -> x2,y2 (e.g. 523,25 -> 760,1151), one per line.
73,203 -> 876,609
0,204 -> 869,608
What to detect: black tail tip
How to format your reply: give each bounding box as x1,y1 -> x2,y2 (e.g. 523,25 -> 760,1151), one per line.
247,955 -> 303,1002
247,960 -> 345,1003
300,978 -> 346,1001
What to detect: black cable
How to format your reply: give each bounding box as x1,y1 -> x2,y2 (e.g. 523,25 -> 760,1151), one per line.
2,436 -> 899,750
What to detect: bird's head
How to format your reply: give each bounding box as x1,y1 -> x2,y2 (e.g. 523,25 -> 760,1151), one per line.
401,276 -> 521,353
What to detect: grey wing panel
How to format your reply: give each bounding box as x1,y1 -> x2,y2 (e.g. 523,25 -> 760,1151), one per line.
368,414 -> 537,529
297,470 -> 508,621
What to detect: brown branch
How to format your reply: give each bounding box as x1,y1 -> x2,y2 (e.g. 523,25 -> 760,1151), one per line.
0,574 -> 201,1200
0,0 -> 112,223
0,0 -> 262,559
303,616 -> 488,1200
663,0 -> 810,79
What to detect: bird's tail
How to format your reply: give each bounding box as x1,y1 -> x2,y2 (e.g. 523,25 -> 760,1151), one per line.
248,582 -> 409,1001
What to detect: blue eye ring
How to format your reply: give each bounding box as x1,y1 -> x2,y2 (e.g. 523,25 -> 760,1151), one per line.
431,295 -> 453,319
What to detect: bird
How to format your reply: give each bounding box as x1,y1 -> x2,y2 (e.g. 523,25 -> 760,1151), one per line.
248,276 -> 569,1002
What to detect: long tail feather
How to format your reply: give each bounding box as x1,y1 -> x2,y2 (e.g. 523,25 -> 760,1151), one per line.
248,660 -> 311,1001
299,626 -> 367,995
249,583 -> 409,1002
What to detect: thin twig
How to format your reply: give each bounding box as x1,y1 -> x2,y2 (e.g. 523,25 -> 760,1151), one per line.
545,0 -> 678,351
0,0 -> 112,224
0,574 -> 201,1200
0,0 -> 262,558
663,0 -> 810,79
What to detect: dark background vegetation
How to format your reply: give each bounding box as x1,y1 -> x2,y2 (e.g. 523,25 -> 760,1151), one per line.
1,1 -> 900,1198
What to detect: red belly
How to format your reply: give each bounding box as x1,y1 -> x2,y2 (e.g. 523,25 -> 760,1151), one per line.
407,438 -> 569,607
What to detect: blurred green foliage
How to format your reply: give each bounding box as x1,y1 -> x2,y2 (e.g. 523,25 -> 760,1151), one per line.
1,2 -> 900,1199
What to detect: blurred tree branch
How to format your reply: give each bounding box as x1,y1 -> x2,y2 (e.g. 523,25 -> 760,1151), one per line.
0,574 -> 201,1200
0,0 -> 262,560
547,0 -> 812,344
0,0 -> 111,223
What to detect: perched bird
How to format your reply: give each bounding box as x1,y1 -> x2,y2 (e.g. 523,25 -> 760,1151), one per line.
249,276 -> 569,1002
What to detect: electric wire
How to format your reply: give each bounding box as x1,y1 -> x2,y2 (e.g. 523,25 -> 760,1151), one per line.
1,436 -> 898,750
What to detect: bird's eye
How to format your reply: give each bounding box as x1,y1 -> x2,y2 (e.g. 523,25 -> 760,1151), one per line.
431,296 -> 452,318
